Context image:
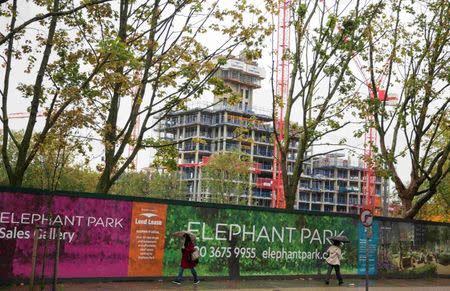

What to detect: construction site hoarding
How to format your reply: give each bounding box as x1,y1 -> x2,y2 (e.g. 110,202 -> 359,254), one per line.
0,188 -> 449,282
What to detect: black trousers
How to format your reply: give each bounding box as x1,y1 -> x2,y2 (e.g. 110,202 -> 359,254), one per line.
326,263 -> 343,283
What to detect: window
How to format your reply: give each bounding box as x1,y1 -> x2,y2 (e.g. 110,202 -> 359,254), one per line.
299,203 -> 309,210
337,195 -> 347,205
324,205 -> 334,212
185,114 -> 197,124
300,180 -> 309,189
349,195 -> 358,205
312,180 -> 321,190
324,181 -> 334,190
183,142 -> 196,151
311,204 -> 321,211
337,206 -> 347,213
299,192 -> 310,201
324,193 -> 334,203
199,127 -> 211,138
199,142 -> 211,151
311,193 -> 322,202
337,169 -> 348,179
225,141 -> 239,151
185,127 -> 197,138
167,117 -> 178,127
200,114 -> 212,124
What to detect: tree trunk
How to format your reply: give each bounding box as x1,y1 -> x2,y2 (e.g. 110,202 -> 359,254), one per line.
9,173 -> 24,187
403,187 -> 438,219
401,197 -> 412,218
285,182 -> 297,209
227,234 -> 240,279
95,172 -> 112,194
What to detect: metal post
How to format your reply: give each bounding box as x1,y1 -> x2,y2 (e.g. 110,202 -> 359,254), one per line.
365,226 -> 372,291
52,224 -> 61,291
40,225 -> 49,291
29,225 -> 40,291
382,175 -> 389,216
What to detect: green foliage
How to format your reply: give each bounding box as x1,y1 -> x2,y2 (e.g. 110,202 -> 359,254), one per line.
438,254 -> 450,266
353,0 -> 450,217
110,171 -> 152,196
274,0 -> 371,208
147,172 -> 188,200
162,205 -> 359,276
145,138 -> 179,172
202,151 -> 252,204
1,0 -> 273,194
111,170 -> 188,200
0,130 -> 95,191
395,264 -> 437,277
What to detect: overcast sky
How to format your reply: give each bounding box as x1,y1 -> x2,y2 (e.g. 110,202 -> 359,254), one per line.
1,0 -> 413,185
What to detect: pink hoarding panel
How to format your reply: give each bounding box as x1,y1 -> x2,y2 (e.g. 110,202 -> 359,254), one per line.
0,191 -> 132,279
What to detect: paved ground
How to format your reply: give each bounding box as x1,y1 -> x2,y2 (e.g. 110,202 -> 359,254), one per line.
2,278 -> 450,291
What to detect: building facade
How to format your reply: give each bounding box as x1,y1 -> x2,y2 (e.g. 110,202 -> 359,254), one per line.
156,53 -> 383,213
299,153 -> 383,214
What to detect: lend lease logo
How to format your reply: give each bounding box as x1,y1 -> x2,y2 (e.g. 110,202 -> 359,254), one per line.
140,213 -> 158,218
135,211 -> 163,226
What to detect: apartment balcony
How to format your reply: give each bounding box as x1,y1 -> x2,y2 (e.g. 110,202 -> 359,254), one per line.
260,164 -> 272,171
181,145 -> 196,151
313,174 -> 335,179
339,186 -> 360,193
198,145 -> 211,152
253,150 -> 274,158
299,184 -> 310,190
181,173 -> 195,180
337,199 -> 347,205
252,189 -> 272,198
323,198 -> 334,204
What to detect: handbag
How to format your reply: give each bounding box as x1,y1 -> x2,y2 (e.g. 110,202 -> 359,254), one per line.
191,248 -> 200,262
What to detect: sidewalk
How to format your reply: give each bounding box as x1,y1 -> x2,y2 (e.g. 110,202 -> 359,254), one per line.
3,278 -> 450,291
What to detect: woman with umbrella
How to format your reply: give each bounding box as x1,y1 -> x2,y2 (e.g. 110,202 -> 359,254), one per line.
172,231 -> 200,285
325,235 -> 349,286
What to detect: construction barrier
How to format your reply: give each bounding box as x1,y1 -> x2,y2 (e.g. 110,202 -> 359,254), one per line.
0,187 -> 449,282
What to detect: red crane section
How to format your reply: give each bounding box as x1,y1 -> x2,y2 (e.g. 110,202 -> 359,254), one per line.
319,1 -> 397,213
272,0 -> 290,209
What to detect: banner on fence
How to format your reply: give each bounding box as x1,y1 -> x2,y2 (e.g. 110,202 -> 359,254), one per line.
0,189 -> 449,280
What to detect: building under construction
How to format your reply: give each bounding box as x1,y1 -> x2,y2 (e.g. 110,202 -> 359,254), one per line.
156,53 -> 384,213
304,153 -> 383,215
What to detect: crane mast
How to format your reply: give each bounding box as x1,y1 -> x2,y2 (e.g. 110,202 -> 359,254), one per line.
272,0 -> 290,209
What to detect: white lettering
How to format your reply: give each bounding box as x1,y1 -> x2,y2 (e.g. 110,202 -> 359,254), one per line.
242,225 -> 256,241
215,223 -> 227,241
256,226 -> 270,242
301,228 -> 311,244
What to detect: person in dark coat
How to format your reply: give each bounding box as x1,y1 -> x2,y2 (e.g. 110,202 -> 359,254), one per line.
172,233 -> 199,285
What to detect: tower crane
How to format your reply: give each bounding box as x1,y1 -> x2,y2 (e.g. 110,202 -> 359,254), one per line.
271,0 -> 396,212
271,0 -> 290,209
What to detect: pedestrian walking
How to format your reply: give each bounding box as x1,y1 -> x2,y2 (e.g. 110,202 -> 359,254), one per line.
172,232 -> 200,285
325,240 -> 344,285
